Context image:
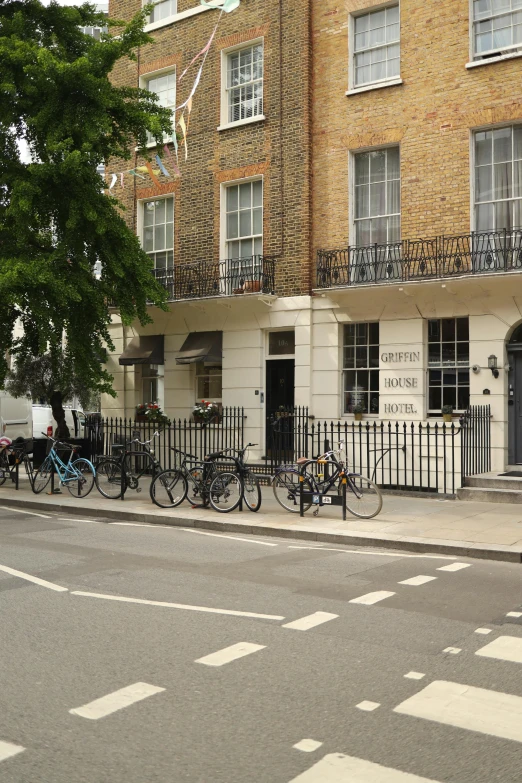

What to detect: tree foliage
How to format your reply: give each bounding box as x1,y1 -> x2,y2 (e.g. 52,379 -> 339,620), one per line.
0,0 -> 171,401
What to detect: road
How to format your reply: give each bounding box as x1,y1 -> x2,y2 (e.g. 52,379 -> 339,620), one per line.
1,506 -> 522,782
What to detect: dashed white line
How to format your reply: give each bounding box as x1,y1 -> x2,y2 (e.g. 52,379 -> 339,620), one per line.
179,528 -> 278,546
283,612 -> 339,631
398,575 -> 437,586
59,517 -> 100,524
394,680 -> 522,743
70,682 -> 165,720
195,642 -> 266,667
287,753 -> 442,782
0,564 -> 68,592
1,506 -> 51,519
437,562 -> 471,572
0,740 -> 25,763
507,612 -> 522,618
287,546 -> 455,560
72,590 -> 284,620
476,635 -> 522,664
293,739 -> 323,753
404,671 -> 425,680
356,701 -> 380,712
443,647 -> 461,655
349,591 -> 396,605
475,628 -> 492,635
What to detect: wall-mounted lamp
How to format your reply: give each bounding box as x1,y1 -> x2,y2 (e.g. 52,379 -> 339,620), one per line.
488,355 -> 499,379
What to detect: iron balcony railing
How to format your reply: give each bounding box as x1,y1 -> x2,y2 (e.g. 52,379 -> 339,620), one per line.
152,254 -> 276,301
316,229 -> 522,288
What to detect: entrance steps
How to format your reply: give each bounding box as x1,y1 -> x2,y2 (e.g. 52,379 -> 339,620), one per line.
458,472 -> 522,503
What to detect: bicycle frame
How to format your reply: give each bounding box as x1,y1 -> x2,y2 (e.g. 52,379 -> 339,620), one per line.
45,447 -> 85,485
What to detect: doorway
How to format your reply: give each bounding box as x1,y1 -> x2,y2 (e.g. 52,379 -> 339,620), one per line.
508,335 -> 522,463
265,358 -> 295,458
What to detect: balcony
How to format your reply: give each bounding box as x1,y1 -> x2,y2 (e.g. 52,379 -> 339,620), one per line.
152,255 -> 277,301
316,230 -> 522,289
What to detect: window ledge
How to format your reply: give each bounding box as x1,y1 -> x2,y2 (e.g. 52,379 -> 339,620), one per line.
144,0 -> 221,33
346,78 -> 403,96
217,115 -> 266,132
466,50 -> 522,69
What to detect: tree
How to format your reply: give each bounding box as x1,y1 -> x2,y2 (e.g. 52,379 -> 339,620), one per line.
0,1 -> 172,417
6,351 -> 97,438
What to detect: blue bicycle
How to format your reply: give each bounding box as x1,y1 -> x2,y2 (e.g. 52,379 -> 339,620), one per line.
33,435 -> 96,498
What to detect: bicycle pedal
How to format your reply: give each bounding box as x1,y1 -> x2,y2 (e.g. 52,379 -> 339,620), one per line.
136,487 -> 142,493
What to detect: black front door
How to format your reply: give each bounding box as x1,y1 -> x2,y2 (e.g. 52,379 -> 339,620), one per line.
508,349 -> 522,463
265,359 -> 295,458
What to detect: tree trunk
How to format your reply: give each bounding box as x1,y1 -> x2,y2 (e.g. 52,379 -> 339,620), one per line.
50,391 -> 70,439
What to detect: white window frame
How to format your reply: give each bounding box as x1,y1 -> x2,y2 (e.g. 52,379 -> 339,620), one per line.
471,123 -> 522,233
137,194 -> 175,272
218,39 -> 265,131
469,0 -> 522,64
349,144 -> 401,246
194,362 -> 223,404
220,174 -> 263,262
427,318 -> 470,415
143,0 -> 222,33
139,66 -> 176,149
342,322 -> 380,416
347,3 -> 402,95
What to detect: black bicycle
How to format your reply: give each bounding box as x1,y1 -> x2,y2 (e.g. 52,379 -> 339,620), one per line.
149,447 -> 221,509
0,438 -> 35,490
95,431 -> 163,499
208,444 -> 261,513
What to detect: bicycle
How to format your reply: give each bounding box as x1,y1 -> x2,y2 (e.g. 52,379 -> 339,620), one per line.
32,435 -> 96,498
272,442 -> 382,519
95,431 -> 163,499
208,443 -> 261,513
0,438 -> 35,490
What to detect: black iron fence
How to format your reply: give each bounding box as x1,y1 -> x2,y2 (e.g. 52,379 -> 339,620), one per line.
85,408 -> 245,467
152,255 -> 276,301
266,406 -> 492,495
316,229 -> 522,288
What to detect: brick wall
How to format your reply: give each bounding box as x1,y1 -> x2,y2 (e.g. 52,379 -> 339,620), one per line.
108,0 -> 312,297
312,0 -> 522,253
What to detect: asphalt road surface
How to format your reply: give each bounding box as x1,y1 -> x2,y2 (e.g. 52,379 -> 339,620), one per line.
1,506 -> 522,782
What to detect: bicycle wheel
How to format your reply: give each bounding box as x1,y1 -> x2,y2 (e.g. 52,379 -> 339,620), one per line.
32,457 -> 53,494
0,449 -> 10,486
186,466 -> 210,508
243,470 -> 262,512
150,469 -> 187,509
209,472 -> 242,513
343,475 -> 383,519
272,469 -> 313,513
65,458 -> 95,498
95,457 -> 123,499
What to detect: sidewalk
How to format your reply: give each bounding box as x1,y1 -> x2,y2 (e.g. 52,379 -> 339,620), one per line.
1,477 -> 522,562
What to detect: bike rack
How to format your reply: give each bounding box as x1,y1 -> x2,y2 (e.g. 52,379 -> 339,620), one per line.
298,459 -> 348,521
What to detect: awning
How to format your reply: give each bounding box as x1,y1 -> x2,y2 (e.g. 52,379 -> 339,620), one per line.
175,331 -> 222,365
119,335 -> 164,366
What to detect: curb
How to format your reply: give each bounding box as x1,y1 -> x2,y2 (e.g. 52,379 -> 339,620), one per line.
0,495 -> 521,564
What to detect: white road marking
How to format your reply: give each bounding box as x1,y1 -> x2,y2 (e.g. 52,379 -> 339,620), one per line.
443,647 -> 461,654
110,522 -> 160,527
0,740 -> 25,763
283,612 -> 339,631
437,562 -> 471,572
356,701 -> 380,712
475,627 -> 492,635
394,680 -> 522,743
398,575 -> 437,586
507,611 -> 522,618
195,642 -> 266,667
287,546 -> 455,560
0,564 -> 68,592
2,506 -> 51,519
404,671 -> 425,680
287,753 -> 442,781
349,591 -> 396,605
178,528 -> 278,546
70,682 -> 165,720
72,590 -> 284,620
59,517 -> 100,524
476,635 -> 522,664
293,739 -> 323,753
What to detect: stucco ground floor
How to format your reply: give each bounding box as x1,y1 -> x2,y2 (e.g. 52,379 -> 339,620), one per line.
101,272 -> 522,474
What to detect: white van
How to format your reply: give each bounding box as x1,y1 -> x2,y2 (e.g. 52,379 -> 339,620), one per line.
0,393 -> 86,441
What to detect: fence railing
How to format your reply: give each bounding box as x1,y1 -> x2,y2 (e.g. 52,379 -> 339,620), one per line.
316,229 -> 522,288
151,255 -> 276,301
85,408 -> 245,467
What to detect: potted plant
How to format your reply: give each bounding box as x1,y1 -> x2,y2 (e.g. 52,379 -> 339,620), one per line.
193,400 -> 221,425
442,404 -> 454,423
353,404 -> 365,421
135,402 -> 170,426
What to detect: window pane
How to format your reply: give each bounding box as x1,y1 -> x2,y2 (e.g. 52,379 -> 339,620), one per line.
428,319 -> 440,341
239,210 -> 251,236
355,186 -> 369,219
344,324 -> 355,344
253,207 -> 262,234
476,131 -> 492,165
369,150 -> 386,182
494,161 -> 512,199
144,201 -> 155,226
240,238 -> 253,257
458,385 -> 470,410
457,342 -> 470,365
166,198 -> 174,223
476,202 -> 494,231
441,318 -> 455,342
355,152 -> 370,185
443,386 -> 457,409
441,342 -> 456,365
369,345 -> 379,367
165,222 -> 173,250
154,224 -> 165,251
356,323 -> 368,344
355,13 -> 369,33
457,317 -> 469,341
476,165 -> 493,201
428,342 -> 440,365
227,186 -> 238,211
252,179 -> 263,206
493,126 -> 512,162
143,226 -> 153,252
387,5 -> 399,24
227,212 -> 238,239
370,182 -> 386,215
430,369 -> 442,386
239,183 -> 251,208
356,219 -> 372,247
369,322 -> 379,344
429,386 -> 441,411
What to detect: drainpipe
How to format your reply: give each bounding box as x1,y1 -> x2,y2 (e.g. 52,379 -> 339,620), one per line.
122,323 -> 128,418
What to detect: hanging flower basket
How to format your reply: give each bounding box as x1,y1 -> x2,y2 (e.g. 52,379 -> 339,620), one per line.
135,403 -> 170,426
192,400 -> 221,424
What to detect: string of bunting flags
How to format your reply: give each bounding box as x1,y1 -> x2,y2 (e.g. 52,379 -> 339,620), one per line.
107,0 -> 240,192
